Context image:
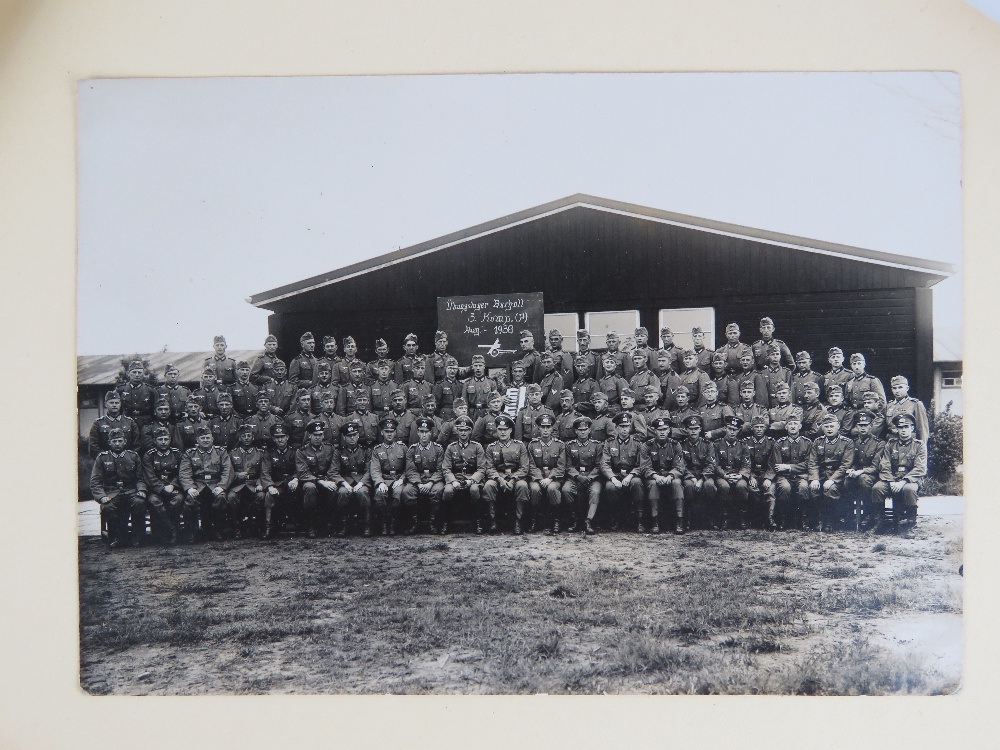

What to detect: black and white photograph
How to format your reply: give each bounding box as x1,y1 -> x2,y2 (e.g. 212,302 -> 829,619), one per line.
75,71 -> 964,696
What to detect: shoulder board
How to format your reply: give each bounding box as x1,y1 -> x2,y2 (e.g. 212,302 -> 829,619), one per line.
96,450 -> 112,459
552,437 -> 565,444
144,448 -> 157,455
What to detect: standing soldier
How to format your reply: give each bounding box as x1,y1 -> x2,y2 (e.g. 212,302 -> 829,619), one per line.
697,382 -> 735,441
118,359 -> 156,430
561,416 -> 603,535
250,334 -> 283,386
338,362 -> 372,417
408,394 -> 445,445
798,381 -> 829,440
192,367 -> 224,418
157,363 -> 191,424
617,388 -> 648,441
91,427 -> 147,549
366,338 -> 393,383
438,398 -> 469,448
790,351 -> 825,407
731,381 -> 770,438
394,333 -> 422,385
845,353 -> 886,410
824,384 -> 857,436
668,386 -> 699,441
575,330 -> 601,380
537,351 -> 565,411
658,327 -> 683,373
244,392 -> 279,449
768,414 -> 813,530
205,335 -> 238,386
283,389 -> 315,449
260,424 -> 298,539
640,416 -> 686,534
332,422 -> 372,537
571,356 -> 600,407
884,375 -> 930,442
369,417 -> 409,535
767,382 -> 803,440
515,330 -> 544,385
401,358 -> 434,415
691,326 -> 714,373
345,390 -> 381,449
744,415 -> 777,529
759,343 -> 793,408
140,399 -> 181,453
482,415 -> 531,534
678,415 -> 717,531
713,415 -> 752,530
751,317 -> 795,370
872,413 -> 927,533
309,362 -> 339,415
853,391 -> 887,440
369,359 -> 399,417
655,350 -> 682,407
178,425 -> 233,542
603,331 -> 632,380
599,412 -> 644,532
589,391 -> 615,443
141,426 -> 184,544
527,414 -> 566,535
261,359 -> 297,418
514,384 -> 555,443
728,351 -> 769,407
316,335 -> 342,382
334,336 -> 364,387
313,391 -> 345,447
227,423 -> 266,539
288,332 -> 318,389
427,331 -> 452,384
296,422 -> 339,537
463,354 -> 498,421
546,329 -> 575,388
808,413 -> 855,531
628,350 -> 662,407
823,347 -> 853,402
176,397 -> 209,451
402,417 -> 447,534
631,327 -> 657,372
674,350 -> 710,409
227,361 -> 258,418
846,411 -> 885,531
719,323 -> 753,375
434,357 -> 462,420
442,416 -> 488,533
385,389 -> 417,445
554,390 -> 585,442
209,392 -> 241,451
598,353 -> 631,415
638,386 -> 670,425
89,390 -> 138,457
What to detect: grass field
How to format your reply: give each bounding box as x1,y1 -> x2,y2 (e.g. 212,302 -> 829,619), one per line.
79,517 -> 962,695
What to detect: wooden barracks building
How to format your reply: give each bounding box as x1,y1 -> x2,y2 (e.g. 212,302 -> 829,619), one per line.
247,194 -> 953,401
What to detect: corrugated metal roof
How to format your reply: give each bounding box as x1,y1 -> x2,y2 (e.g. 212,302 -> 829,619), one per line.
247,194 -> 956,309
77,350 -> 264,386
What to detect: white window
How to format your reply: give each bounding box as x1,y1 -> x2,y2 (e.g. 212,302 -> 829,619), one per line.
658,307 -> 716,350
543,313 -> 580,353
941,369 -> 962,388
585,310 -> 640,350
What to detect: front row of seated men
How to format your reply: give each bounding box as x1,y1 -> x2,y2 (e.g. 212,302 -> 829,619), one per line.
90,391 -> 926,548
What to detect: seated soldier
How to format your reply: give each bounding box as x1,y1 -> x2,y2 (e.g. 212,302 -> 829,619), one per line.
140,398 -> 181,453
369,358 -> 398,416
599,412 -> 644,532
296,421 -> 339,538
677,415 -> 717,531
808,413 -> 855,532
227,423 -> 266,539
345,390 -> 380,450
527,414 -> 566,535
743,414 -> 777,529
845,352 -> 886,410
176,396 -> 209,451
538,351 -> 564,411
768,414 -> 813,530
209,392 -> 242,451
790,351 -> 824,407
91,427 -> 146,550
823,347 -> 853,401
332,422 -> 372,537
640,416 -> 686,534
872,413 -> 927,534
401,358 -> 434,416
884,375 -> 930,442
227,360 -> 258,419
570,355 -> 600,407
402,417 -> 447,534
442,415 -> 488,533
244,392 -> 280,450
514,384 -> 555,442
433,357 -> 461,420
157,363 -> 191,424
562,415 -> 604,535
759,342 -> 793,409
261,424 -> 299,539
89,390 -> 138,457
179,425 -> 233,542
369,417 -> 409,535
141,426 -> 184,544
713,415 -> 752,530
846,410 -> 885,532
463,354 -> 499,421
482,415 -> 531,534
366,338 -> 393,384
546,329 -> 575,388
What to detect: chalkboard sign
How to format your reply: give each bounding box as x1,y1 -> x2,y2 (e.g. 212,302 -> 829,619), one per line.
437,292 -> 544,367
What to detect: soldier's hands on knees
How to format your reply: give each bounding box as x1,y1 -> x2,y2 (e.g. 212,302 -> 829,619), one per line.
288,478 -> 299,491
268,486 -> 279,496
823,480 -> 835,492
891,480 -> 905,493
187,489 -> 199,499
809,480 -> 820,492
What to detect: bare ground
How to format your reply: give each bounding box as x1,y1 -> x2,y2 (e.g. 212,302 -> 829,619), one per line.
79,517 -> 962,695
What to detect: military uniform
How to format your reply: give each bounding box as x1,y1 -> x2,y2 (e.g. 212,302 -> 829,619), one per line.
442,431 -> 488,531
538,369 -> 565,411
333,357 -> 365,388
117,380 -> 157,429
483,432 -> 531,533
571,376 -> 600,407
433,378 -> 461,420
176,415 -> 210,450
401,377 -> 434,415
178,442 -> 233,540
599,431 -> 644,531
826,402 -> 857,437
808,425 -> 856,530
674,368 -> 710,409
89,413 -> 138,457
463,375 -> 499,421
573,349 -> 601,381
227,378 -> 259,418
337,380 -> 372,417
407,412 -> 445,445
141,441 -> 185,542
767,401 -> 803,440
91,441 -> 147,548
845,372 -> 886,410
227,442 -> 266,537
369,378 -> 399,415
885,396 -> 930,442
546,347 -> 575,389
639,432 -> 686,533
752,337 -> 795,370
309,380 -> 340,415
345,409 -> 380,449
713,434 -> 752,529
156,382 -> 192,424
250,351 -> 284,386
597,374 -> 631,414
628,368 -> 662,406
561,428 -> 604,533
799,400 -> 829,440
669,406 -> 700,441
759,365 -> 793,408
847,425 -> 886,530
283,405 -> 314,448
790,369 -> 824,407
192,384 -> 224,418
692,344 -> 714,373
261,433 -> 299,537
822,367 -> 853,402
678,430 -> 717,530
204,354 -> 238,386
527,431 -> 566,533
393,354 -> 422,386
731,402 -> 769,438
514,403 -> 556,442
331,432 -> 372,536
369,436 -> 409,534
296,435 -> 339,536
726,369 -> 769,408
872,427 -> 927,530
402,439 -> 447,533
210,411 -> 242,451
288,350 -> 318,389
710,372 -> 737,406
743,431 -> 777,527
719,341 -> 753,375
140,418 -> 181,453
698,401 -> 735,441
768,434 -> 813,529
658,342 -> 684,374
244,408 -> 280,449
260,377 -> 297,417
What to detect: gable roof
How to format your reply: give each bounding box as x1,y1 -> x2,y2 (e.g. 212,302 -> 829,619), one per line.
247,193 -> 955,309
77,350 -> 264,387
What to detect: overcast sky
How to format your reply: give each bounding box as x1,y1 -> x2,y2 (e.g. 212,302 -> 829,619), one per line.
77,72 -> 961,355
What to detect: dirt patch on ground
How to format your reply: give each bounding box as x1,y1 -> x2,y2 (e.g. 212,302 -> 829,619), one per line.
79,517 -> 962,695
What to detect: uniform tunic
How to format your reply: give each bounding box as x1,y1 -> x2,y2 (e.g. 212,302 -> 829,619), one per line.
156,383 -> 192,423
345,410 -> 380,448
679,437 -> 717,481
639,438 -> 686,480
260,378 -> 297,416
731,402 -> 769,438
810,435 -> 855,484
405,442 -> 446,485
433,378 -> 460,419
261,446 -> 297,490
884,397 -> 930,442
401,378 -> 434,413
338,382 -> 372,418
759,365 -> 793,408
117,381 -> 157,427
538,371 -> 565,411
485,440 -> 531,482
751,337 -> 795,370
243,411 -> 280,449
288,351 -> 318,389
250,352 -> 284,386
142,447 -> 183,499
462,376 -> 499,420
600,436 -> 643,482
91,449 -> 145,501
176,417 -> 209,450
204,355 -> 238,386
369,379 -> 399,415
713,438 -> 751,479
139,419 -> 182,453
743,435 -> 776,479
443,440 -> 488,485
799,402 -> 830,439
767,436 -> 813,482
227,379 -> 259,418
698,402 -> 735,441
192,385 -> 224,418
89,414 -> 139,457
514,404 -> 556,442
845,372 -> 886,409
179,446 -> 233,492
369,441 -> 409,485
692,345 -> 714,373
527,438 -> 566,483
876,438 -> 927,484
767,403 -> 803,439
790,370 -> 825,407
571,377 -> 600,407
822,368 -> 853,401
719,342 -> 753,375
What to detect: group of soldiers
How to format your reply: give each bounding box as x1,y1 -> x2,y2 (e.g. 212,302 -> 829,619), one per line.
88,319 -> 931,549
